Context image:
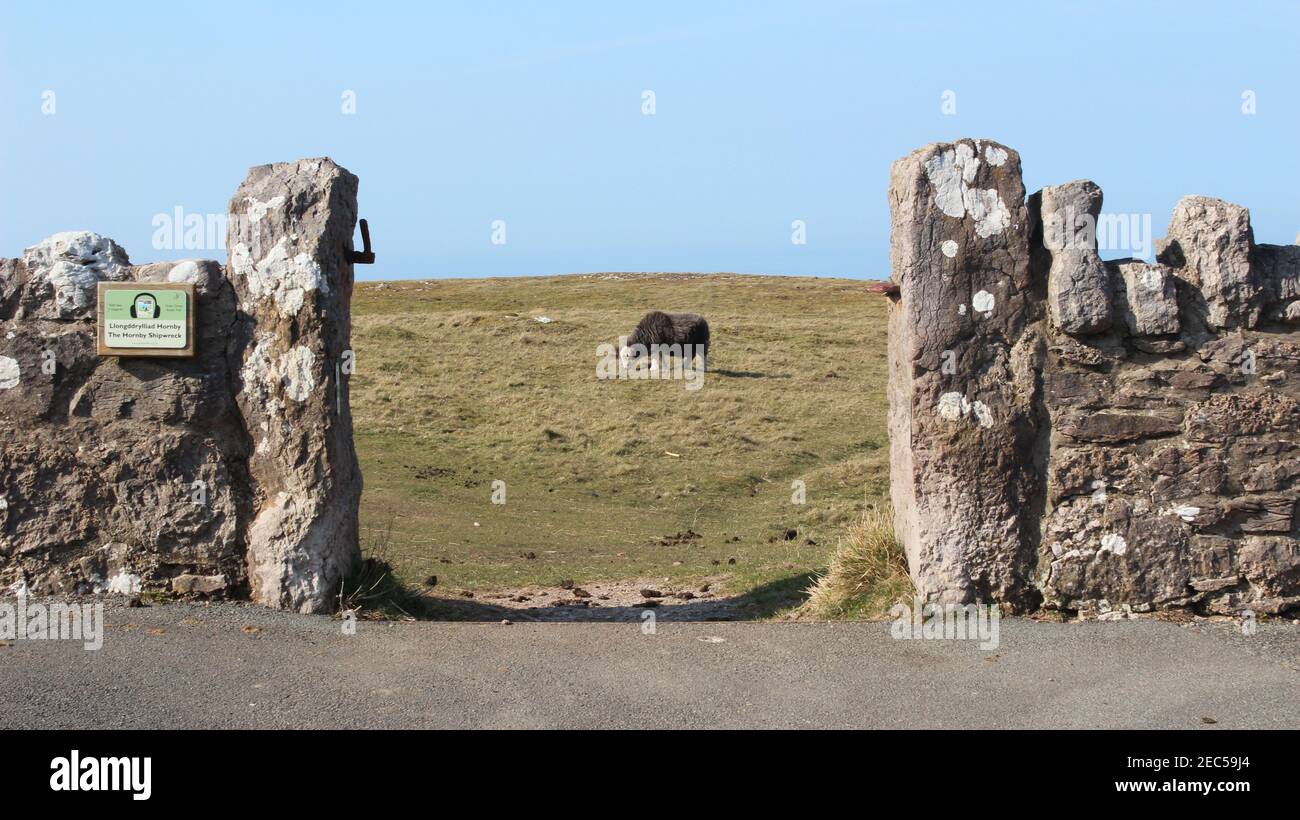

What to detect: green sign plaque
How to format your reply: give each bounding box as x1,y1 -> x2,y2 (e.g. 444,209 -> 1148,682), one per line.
96,282 -> 195,357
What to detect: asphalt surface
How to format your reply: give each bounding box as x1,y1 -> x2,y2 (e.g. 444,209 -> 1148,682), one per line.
2,602 -> 1297,729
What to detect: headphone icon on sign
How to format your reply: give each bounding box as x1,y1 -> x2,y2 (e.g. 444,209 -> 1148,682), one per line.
130,292 -> 160,318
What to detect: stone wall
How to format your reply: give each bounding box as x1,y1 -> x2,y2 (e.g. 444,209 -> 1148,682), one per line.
886,139 -> 1299,617
0,158 -> 363,613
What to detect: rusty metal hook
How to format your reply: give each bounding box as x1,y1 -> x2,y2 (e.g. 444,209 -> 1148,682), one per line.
347,218 -> 375,264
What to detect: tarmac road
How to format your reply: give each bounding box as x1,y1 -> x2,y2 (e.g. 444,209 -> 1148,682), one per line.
1,602 -> 1296,729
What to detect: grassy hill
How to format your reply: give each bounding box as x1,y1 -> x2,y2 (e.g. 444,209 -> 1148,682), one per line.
350,273 -> 891,611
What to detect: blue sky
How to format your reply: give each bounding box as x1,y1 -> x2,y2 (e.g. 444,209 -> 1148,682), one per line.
2,1 -> 1297,280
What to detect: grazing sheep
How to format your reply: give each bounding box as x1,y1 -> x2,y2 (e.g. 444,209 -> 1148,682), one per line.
619,311 -> 709,372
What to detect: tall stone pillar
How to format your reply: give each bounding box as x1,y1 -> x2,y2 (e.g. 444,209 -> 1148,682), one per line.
226,158 -> 363,612
885,139 -> 1042,608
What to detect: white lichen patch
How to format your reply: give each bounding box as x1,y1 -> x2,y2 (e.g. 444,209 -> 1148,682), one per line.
0,355 -> 19,390
1140,266 -> 1164,292
984,145 -> 1008,166
241,335 -> 276,400
107,570 -> 141,595
229,241 -> 251,277
255,396 -> 288,454
958,304 -> 967,316
1099,533 -> 1128,556
167,260 -> 206,285
281,346 -> 316,403
925,143 -> 980,218
1090,480 -> 1108,503
24,231 -> 122,268
965,187 -> 1011,238
937,392 -> 993,427
937,391 -> 968,420
941,240 -> 959,258
241,335 -> 316,406
245,195 -> 286,223
972,289 -> 996,315
231,237 -> 328,317
922,142 -> 1010,236
22,232 -> 129,316
0,495 -> 8,511
49,262 -> 102,313
1170,505 -> 1200,522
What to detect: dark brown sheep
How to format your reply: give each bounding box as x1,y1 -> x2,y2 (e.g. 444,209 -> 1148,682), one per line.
618,311 -> 709,372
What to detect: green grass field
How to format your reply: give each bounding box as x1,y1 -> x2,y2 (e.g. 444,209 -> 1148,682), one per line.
350,273 -> 891,607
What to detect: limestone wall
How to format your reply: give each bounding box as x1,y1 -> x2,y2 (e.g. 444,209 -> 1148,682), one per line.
886,139 -> 1299,617
0,158 -> 363,613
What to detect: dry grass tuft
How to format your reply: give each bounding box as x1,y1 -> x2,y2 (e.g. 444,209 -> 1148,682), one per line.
801,506 -> 913,620
335,523 -> 425,620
